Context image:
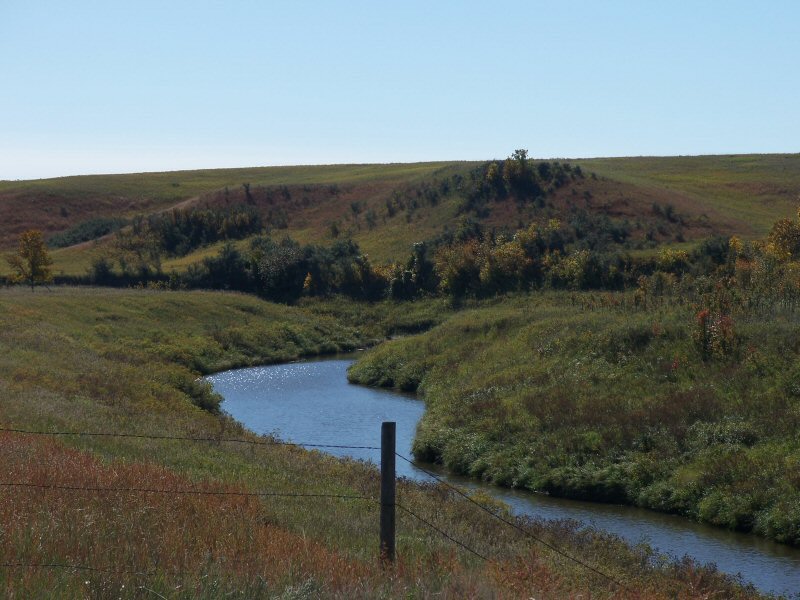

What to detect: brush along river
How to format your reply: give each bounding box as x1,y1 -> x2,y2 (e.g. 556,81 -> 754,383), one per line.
207,357 -> 800,596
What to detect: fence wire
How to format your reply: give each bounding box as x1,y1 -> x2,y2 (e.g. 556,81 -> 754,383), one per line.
0,425 -> 635,595
394,452 -> 635,595
0,426 -> 379,450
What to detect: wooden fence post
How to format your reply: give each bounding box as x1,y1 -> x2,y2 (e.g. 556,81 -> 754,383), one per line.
380,421 -> 396,563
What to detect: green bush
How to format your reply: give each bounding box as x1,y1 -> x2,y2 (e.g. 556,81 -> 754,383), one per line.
48,217 -> 127,248
754,498 -> 800,545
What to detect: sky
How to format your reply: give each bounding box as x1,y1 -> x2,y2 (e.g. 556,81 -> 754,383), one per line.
1,1 -> 799,180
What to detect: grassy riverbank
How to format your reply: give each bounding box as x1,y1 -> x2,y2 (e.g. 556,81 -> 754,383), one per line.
0,287 -> 762,598
348,292 -> 800,547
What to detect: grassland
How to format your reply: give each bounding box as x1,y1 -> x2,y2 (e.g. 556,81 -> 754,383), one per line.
349,291 -> 800,547
0,287 -> 760,598
0,162 -> 458,198
5,154 -> 799,281
2,153 -> 799,595
0,162 -> 466,251
577,154 -> 800,236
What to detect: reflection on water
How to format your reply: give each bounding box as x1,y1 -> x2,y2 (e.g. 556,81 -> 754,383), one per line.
208,358 -> 800,596
207,358 -> 424,474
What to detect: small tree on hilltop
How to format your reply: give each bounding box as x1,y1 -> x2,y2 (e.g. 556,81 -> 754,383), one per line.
6,229 -> 53,290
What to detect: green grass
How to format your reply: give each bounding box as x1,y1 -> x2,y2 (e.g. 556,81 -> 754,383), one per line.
298,294 -> 455,340
50,241 -> 108,276
577,154 -> 800,236
349,291 -> 800,546
0,287 -> 761,597
0,162 -> 463,203
0,161 -> 475,253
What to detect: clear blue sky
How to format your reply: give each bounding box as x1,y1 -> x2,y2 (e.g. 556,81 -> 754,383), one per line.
1,1 -> 798,180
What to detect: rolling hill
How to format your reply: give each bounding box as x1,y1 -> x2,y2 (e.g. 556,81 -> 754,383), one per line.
2,153 -> 799,278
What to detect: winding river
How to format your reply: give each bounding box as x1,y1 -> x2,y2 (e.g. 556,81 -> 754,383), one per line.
207,356 -> 800,597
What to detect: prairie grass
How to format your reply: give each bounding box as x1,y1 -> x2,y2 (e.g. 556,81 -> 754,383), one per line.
0,162 -> 469,252
0,432 -> 378,598
0,162 -> 460,199
6,153 -> 796,275
0,287 -> 764,597
577,154 -> 800,236
349,291 -> 800,546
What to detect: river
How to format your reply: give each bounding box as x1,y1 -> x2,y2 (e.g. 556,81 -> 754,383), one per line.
206,357 -> 800,597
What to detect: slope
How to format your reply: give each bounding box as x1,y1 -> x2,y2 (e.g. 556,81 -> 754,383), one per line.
3,154 -> 799,279
577,154 -> 800,237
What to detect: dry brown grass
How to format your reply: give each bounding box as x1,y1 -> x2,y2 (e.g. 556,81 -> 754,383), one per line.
0,432 -> 382,597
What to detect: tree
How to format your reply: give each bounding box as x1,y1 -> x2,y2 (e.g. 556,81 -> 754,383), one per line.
434,239 -> 482,299
407,242 -> 438,294
252,237 -> 306,302
765,216 -> 800,260
503,148 -> 541,198
6,229 -> 54,290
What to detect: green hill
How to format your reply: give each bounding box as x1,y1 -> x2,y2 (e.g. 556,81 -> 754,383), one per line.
577,154 -> 800,236
4,153 -> 799,279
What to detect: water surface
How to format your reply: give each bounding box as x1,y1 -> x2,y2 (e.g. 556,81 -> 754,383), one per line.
208,357 -> 800,597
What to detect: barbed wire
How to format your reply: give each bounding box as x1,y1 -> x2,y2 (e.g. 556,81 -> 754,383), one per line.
0,424 -> 634,594
0,481 -> 373,502
0,426 -> 380,450
0,562 -> 159,576
396,502 -> 490,562
0,557 -> 269,578
395,452 -> 636,595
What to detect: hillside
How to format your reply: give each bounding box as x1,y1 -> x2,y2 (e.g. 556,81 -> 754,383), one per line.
577,154 -> 800,236
0,162 -> 457,254
4,153 -> 798,279
344,199 -> 800,549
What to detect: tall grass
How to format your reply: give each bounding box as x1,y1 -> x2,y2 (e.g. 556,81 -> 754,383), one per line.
349,291 -> 800,546
0,287 -> 764,597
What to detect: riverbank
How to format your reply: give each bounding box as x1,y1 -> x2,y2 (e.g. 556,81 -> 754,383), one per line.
348,291 -> 800,549
0,287 -> 764,597
212,357 -> 800,596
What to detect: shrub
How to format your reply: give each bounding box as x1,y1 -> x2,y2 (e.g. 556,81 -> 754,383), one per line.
87,256 -> 116,284
754,499 -> 800,545
48,217 -> 127,248
693,309 -> 738,360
